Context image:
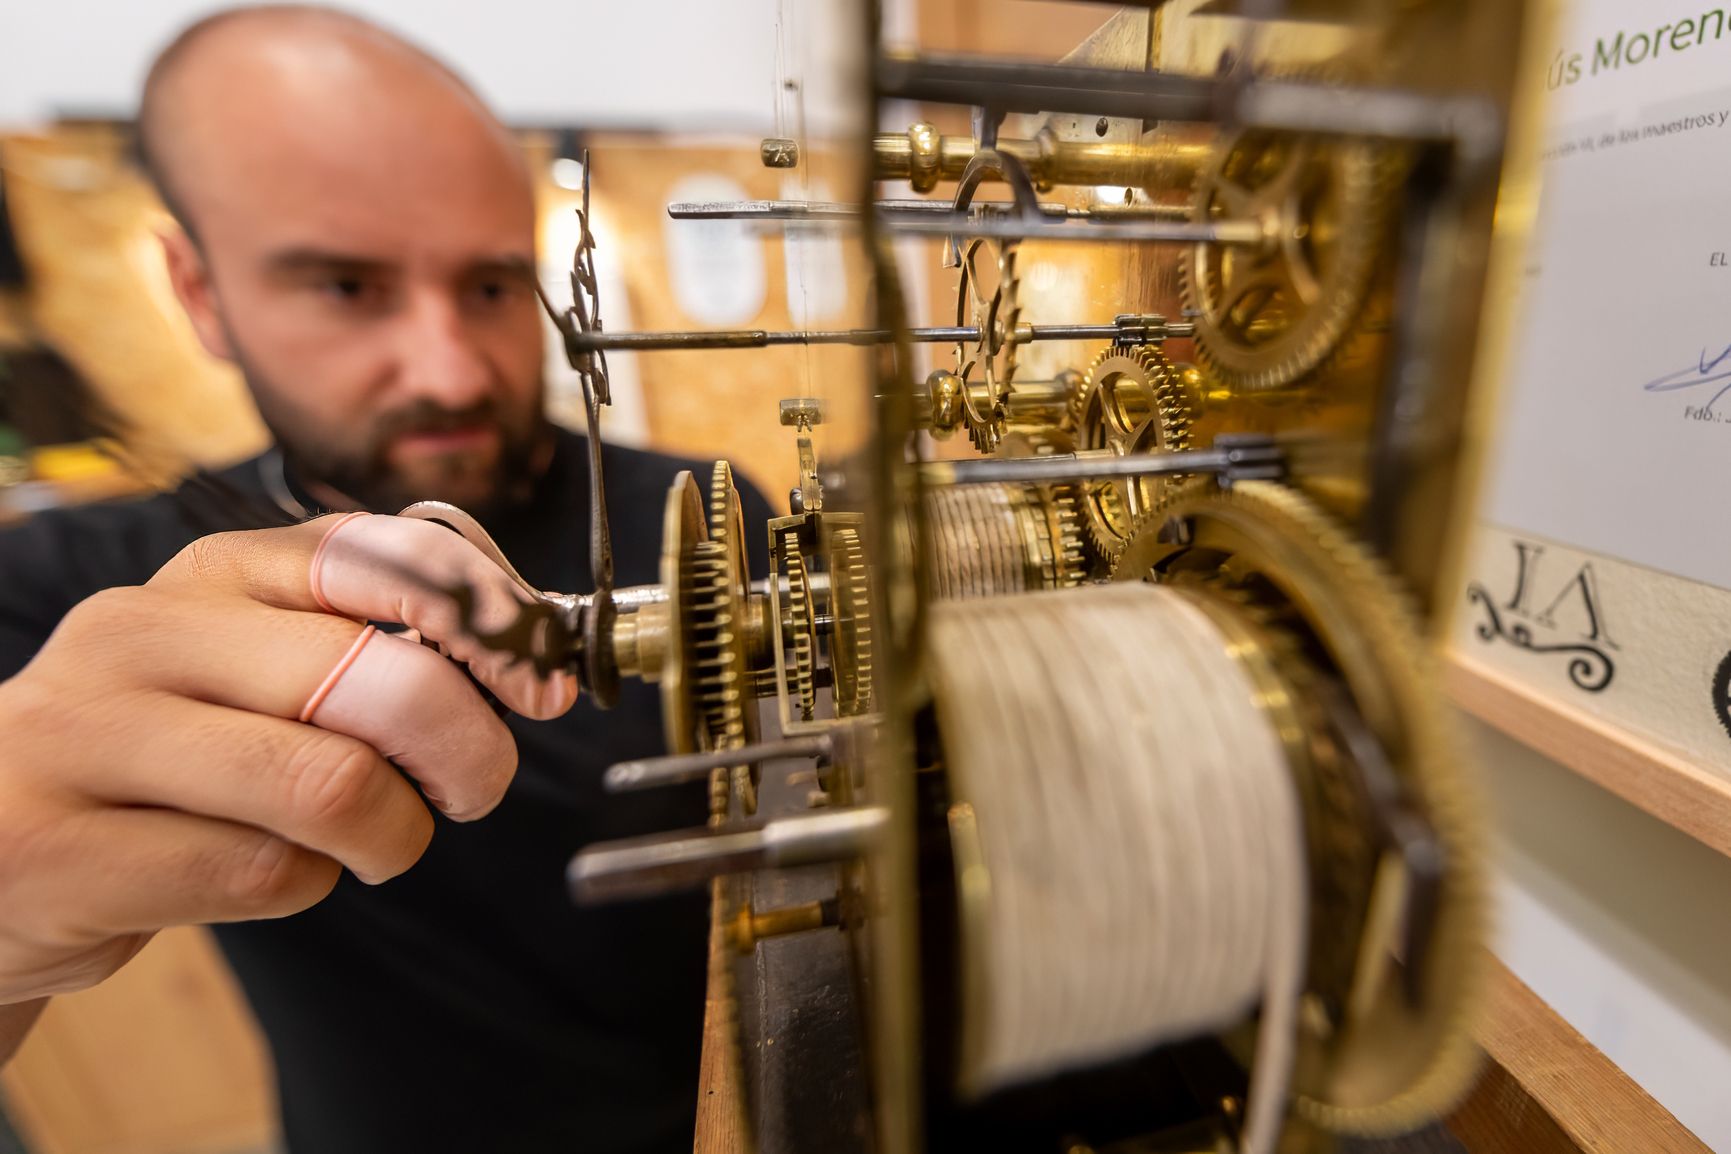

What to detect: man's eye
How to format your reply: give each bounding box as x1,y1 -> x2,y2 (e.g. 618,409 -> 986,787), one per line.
471,279 -> 515,304
322,276 -> 383,305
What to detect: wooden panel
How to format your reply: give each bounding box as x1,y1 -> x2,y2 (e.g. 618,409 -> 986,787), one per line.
8,126 -> 841,500
695,882 -> 746,1154
0,928 -> 276,1154
0,1002 -> 46,1068
1447,653 -> 1731,862
1,131 -> 269,478
1449,958 -> 1708,1154
914,0 -> 1118,58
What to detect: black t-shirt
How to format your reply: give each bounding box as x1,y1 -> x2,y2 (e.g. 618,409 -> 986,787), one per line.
0,429 -> 774,1154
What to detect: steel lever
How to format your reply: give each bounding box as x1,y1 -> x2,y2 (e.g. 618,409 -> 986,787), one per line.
568,806 -> 889,903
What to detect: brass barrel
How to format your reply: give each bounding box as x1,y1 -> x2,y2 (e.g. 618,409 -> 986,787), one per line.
869,123 -> 1210,192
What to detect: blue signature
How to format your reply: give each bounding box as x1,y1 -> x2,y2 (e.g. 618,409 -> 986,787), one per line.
1642,341 -> 1731,411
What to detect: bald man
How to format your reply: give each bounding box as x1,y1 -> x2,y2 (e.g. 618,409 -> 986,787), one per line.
0,7 -> 771,1152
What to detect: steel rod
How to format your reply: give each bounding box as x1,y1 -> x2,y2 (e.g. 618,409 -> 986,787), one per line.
669,199 -> 1226,243
568,806 -> 889,903
609,583 -> 668,609
568,320 -> 1192,353
876,55 -> 1500,150
919,439 -> 1282,486
669,198 -> 1065,221
669,199 -> 867,221
598,574 -> 827,609
604,734 -> 834,793
755,572 -> 830,599
878,55 -> 1220,121
880,214 -> 1259,244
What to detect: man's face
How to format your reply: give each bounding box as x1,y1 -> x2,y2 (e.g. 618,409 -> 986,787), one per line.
160,52 -> 547,515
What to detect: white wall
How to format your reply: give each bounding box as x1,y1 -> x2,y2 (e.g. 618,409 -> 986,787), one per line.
0,0 -> 785,131
1468,714 -> 1731,1150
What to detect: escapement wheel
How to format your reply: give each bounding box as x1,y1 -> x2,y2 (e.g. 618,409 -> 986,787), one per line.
953,237 -> 1022,453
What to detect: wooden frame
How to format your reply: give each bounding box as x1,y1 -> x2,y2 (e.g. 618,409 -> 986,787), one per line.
0,928 -> 276,1154
1447,653 -> 1731,861
1450,958 -> 1709,1154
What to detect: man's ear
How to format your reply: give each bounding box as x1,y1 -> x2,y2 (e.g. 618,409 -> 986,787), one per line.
159,226 -> 234,361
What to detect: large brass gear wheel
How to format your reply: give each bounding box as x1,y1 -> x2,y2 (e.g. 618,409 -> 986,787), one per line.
687,460 -> 758,816
1182,129 -> 1393,392
953,237 -> 1021,454
656,472 -> 707,759
707,460 -> 747,586
1109,479 -> 1486,1135
780,528 -> 819,722
1075,344 -> 1194,564
825,524 -> 874,717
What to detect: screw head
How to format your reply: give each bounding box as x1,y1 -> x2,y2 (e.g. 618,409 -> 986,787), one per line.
760,138 -> 799,168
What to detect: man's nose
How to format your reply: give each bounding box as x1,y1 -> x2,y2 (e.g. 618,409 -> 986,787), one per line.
395,289 -> 491,408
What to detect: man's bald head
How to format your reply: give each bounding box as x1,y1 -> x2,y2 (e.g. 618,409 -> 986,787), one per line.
143,4 -> 549,515
138,5 -> 528,236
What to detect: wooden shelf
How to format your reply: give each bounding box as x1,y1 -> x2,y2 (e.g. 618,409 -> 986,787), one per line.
1450,957 -> 1709,1154
0,472 -> 152,526
1447,653 -> 1731,862
0,928 -> 276,1154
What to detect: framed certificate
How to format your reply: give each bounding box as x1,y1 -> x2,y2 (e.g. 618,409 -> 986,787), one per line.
1454,0 -> 1731,855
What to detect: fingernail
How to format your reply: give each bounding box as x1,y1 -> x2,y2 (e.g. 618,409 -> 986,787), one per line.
548,670 -> 577,714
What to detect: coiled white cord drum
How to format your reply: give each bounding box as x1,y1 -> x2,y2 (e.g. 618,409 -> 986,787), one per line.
928,583 -> 1309,1154
922,483 -> 1079,600
925,483 -> 1024,600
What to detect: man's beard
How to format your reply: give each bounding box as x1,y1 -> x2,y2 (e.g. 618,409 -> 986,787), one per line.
231,347 -> 550,518
282,398 -> 546,517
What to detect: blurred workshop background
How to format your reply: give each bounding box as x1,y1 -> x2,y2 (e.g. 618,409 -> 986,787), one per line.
2,3 -> 1731,1154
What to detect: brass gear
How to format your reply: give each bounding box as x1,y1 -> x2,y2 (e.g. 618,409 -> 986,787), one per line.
953,237 -> 1021,454
1109,479 -> 1487,1135
1044,484 -> 1086,587
780,529 -> 819,721
707,460 -> 747,587
1182,128 -> 1394,392
1064,362 -> 1091,428
656,472 -> 707,761
688,461 -> 757,816
825,525 -> 874,717
684,542 -> 751,817
1075,344 -> 1194,565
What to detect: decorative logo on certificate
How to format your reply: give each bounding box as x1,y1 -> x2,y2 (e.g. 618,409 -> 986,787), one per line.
1466,540 -> 1617,693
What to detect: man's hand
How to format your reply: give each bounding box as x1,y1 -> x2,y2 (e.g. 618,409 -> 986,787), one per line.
0,514 -> 577,1022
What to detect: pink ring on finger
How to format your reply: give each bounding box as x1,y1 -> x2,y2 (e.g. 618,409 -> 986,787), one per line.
299,625 -> 378,724
308,512 -> 370,614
